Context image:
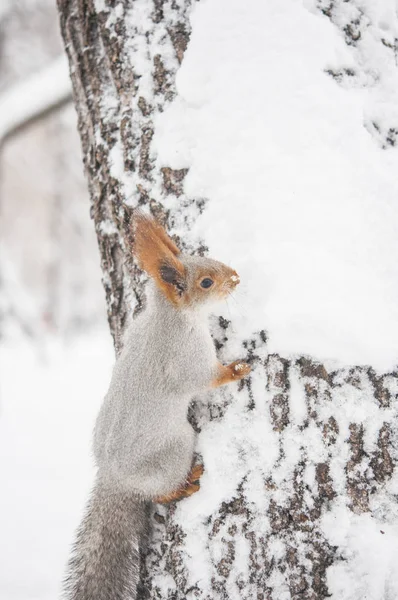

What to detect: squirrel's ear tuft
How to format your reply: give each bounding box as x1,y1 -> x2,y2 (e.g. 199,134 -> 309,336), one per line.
134,210 -> 180,257
134,211 -> 186,304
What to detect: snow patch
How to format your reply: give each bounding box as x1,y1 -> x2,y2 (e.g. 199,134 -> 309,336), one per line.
153,0 -> 398,371
0,334 -> 113,600
322,505 -> 398,600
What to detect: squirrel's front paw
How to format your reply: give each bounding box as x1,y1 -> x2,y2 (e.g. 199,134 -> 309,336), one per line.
229,360 -> 251,380
188,463 -> 204,483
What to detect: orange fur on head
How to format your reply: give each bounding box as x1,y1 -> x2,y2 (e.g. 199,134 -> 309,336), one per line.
133,212 -> 186,305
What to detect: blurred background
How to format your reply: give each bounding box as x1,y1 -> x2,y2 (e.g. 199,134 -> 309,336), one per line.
0,2 -> 113,598
0,0 -> 107,342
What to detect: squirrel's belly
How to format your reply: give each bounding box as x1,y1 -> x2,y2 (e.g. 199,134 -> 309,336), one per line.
165,331 -> 216,394
95,388 -> 191,463
97,407 -> 195,492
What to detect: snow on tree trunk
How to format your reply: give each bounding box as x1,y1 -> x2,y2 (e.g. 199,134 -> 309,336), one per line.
57,1 -> 398,598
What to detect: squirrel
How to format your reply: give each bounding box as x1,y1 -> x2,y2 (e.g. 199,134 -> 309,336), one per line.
62,212 -> 251,600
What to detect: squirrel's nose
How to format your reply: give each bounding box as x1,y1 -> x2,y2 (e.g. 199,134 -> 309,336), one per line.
230,273 -> 240,287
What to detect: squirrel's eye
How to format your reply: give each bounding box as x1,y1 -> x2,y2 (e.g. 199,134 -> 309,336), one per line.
200,277 -> 214,289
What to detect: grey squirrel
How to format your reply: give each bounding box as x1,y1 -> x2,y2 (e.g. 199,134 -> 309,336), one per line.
63,212 -> 251,600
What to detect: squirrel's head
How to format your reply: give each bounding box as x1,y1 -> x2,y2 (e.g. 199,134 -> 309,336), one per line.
133,212 -> 240,309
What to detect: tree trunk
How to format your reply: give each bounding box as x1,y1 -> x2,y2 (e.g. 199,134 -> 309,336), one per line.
57,1 -> 398,598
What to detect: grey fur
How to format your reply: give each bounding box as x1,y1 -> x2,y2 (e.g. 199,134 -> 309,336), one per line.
63,254 -> 232,600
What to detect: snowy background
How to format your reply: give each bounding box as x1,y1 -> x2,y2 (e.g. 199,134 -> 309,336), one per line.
0,1 -> 113,598
2,0 -> 398,598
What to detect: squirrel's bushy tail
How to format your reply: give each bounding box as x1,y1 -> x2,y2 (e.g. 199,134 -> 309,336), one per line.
63,478 -> 147,600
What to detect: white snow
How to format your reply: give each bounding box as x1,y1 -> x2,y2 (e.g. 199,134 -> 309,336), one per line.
147,2 -> 398,595
0,333 -> 113,600
153,0 -> 398,371
322,503 -> 398,600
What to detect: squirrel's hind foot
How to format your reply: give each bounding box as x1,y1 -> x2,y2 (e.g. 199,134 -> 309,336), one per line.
154,464 -> 204,504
